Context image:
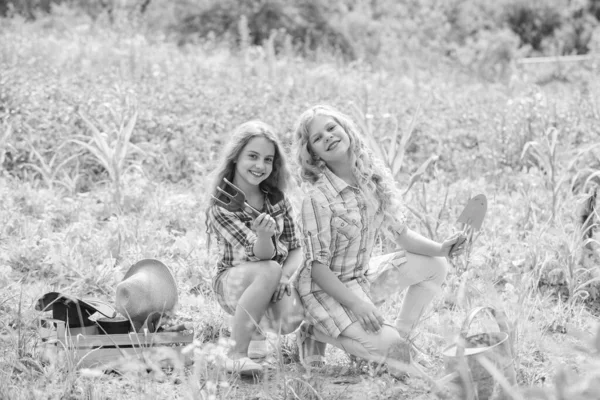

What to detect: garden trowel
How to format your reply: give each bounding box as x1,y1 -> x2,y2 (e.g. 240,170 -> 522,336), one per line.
449,194 -> 487,256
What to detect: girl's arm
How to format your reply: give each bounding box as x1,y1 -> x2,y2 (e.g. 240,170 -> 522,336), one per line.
300,194 -> 383,331
281,247 -> 302,280
272,197 -> 304,301
395,227 -> 461,257
271,247 -> 302,302
311,261 -> 384,333
253,216 -> 276,259
280,195 -> 304,279
209,206 -> 273,262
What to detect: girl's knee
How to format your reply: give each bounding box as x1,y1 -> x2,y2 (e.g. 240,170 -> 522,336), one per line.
255,260 -> 282,283
265,291 -> 304,334
374,327 -> 403,355
275,315 -> 303,335
431,256 -> 448,283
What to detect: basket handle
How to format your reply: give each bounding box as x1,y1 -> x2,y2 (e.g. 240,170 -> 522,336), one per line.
460,306 -> 511,339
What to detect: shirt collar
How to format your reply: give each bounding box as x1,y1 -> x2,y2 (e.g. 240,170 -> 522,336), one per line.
260,185 -> 284,207
319,167 -> 356,195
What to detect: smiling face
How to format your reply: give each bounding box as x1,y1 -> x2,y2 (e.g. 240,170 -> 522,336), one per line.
233,136 -> 275,190
307,114 -> 351,166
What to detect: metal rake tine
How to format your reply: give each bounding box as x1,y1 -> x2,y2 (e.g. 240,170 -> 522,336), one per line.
216,186 -> 235,200
211,194 -> 231,208
215,182 -> 261,218
222,178 -> 262,217
222,177 -> 244,194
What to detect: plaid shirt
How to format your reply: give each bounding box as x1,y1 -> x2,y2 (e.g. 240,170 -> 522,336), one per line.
298,167 -> 406,337
208,191 -> 301,277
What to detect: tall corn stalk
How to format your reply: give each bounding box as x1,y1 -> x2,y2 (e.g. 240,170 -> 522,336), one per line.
350,103 -> 421,181
350,103 -> 438,192
72,111 -> 143,210
521,127 -> 565,224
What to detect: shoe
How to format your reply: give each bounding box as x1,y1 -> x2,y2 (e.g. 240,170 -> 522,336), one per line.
220,355 -> 263,376
248,339 -> 268,360
296,322 -> 326,368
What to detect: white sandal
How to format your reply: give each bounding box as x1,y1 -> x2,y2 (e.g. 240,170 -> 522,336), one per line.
296,322 -> 326,368
219,354 -> 263,376
248,339 -> 268,360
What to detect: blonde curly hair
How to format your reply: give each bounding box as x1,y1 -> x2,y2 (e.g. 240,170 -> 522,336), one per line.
293,105 -> 406,235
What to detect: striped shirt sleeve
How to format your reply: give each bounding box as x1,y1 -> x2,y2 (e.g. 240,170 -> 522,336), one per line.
208,206 -> 261,262
281,196 -> 301,251
300,193 -> 332,270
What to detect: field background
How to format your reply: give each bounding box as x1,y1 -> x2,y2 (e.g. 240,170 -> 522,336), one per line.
1,0 -> 600,399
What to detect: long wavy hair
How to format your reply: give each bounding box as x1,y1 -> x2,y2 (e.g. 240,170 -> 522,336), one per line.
206,120 -> 290,236
293,105 -> 406,236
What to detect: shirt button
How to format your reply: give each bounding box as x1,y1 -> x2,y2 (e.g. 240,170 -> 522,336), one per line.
352,219 -> 357,223
357,266 -> 362,270
360,248 -> 366,253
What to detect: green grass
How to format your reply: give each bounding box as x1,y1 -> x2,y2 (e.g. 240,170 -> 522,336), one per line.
1,8 -> 600,400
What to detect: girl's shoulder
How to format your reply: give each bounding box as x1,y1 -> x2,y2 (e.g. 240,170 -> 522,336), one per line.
265,186 -> 285,205
299,185 -> 332,211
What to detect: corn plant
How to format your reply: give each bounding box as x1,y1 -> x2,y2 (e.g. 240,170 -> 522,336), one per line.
350,102 -> 424,182
55,159 -> 83,196
72,110 -> 144,210
521,127 -> 567,224
22,141 -> 81,190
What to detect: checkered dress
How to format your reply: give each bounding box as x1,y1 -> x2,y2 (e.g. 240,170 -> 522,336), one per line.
208,191 -> 301,314
297,168 -> 407,338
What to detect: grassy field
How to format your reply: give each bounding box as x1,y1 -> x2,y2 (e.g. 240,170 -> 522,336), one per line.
1,8 -> 600,400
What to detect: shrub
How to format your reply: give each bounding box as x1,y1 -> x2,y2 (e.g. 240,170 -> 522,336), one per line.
503,0 -> 564,52
175,0 -> 356,60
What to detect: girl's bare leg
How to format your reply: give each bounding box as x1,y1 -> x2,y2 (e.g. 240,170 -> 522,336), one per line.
261,288 -> 304,335
224,261 -> 281,358
369,252 -> 448,337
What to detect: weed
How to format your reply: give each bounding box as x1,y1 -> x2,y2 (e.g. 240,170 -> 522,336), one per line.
521,126 -> 568,224
22,141 -> 80,190
72,109 -> 144,211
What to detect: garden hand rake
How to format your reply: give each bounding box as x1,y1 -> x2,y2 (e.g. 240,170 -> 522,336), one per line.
212,178 -> 261,218
449,194 -> 488,257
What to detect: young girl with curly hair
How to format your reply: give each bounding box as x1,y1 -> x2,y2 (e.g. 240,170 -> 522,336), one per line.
206,120 -> 304,375
293,105 -> 464,375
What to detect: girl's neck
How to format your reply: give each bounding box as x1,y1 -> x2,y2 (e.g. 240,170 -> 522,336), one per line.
232,175 -> 263,207
328,160 -> 357,187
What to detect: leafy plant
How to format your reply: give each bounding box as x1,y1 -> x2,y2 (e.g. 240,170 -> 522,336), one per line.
22,141 -> 80,190
72,110 -> 144,210
350,102 -> 438,188
521,127 -> 567,224
569,142 -> 600,194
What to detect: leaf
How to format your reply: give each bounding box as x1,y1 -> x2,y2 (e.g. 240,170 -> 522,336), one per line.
547,126 -> 559,159
349,103 -> 386,162
114,111 -> 138,171
583,170 -> 600,192
392,105 -> 421,177
403,154 -> 439,195
80,113 -> 113,164
387,115 -> 400,167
